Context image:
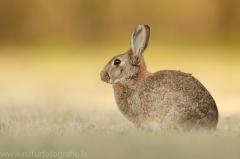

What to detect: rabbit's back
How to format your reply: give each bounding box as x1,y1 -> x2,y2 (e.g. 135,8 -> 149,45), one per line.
148,70 -> 218,130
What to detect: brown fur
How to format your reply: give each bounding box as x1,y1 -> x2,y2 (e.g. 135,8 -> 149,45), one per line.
113,70 -> 218,132
132,55 -> 148,80
101,25 -> 218,132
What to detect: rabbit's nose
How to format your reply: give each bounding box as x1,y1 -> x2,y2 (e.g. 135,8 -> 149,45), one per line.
100,71 -> 110,82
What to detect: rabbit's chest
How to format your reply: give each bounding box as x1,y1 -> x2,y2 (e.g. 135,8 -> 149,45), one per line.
113,83 -> 143,121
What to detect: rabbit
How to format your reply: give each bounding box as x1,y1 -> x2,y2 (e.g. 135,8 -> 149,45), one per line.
100,25 -> 218,132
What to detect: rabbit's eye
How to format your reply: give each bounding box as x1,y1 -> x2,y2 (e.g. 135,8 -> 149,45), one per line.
114,59 -> 121,65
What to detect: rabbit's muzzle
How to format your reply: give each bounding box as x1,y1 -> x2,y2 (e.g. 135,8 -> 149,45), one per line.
101,71 -> 110,83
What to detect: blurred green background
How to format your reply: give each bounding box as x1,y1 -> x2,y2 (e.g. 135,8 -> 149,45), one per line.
0,0 -> 240,114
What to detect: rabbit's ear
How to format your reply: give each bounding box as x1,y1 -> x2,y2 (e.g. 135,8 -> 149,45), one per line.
130,25 -> 150,56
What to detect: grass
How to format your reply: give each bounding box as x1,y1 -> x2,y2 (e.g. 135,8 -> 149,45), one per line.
0,45 -> 239,159
0,104 -> 240,159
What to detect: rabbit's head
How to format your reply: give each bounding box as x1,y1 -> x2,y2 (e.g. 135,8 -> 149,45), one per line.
101,25 -> 150,84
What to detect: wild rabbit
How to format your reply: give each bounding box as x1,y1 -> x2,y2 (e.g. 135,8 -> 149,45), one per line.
100,25 -> 218,132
